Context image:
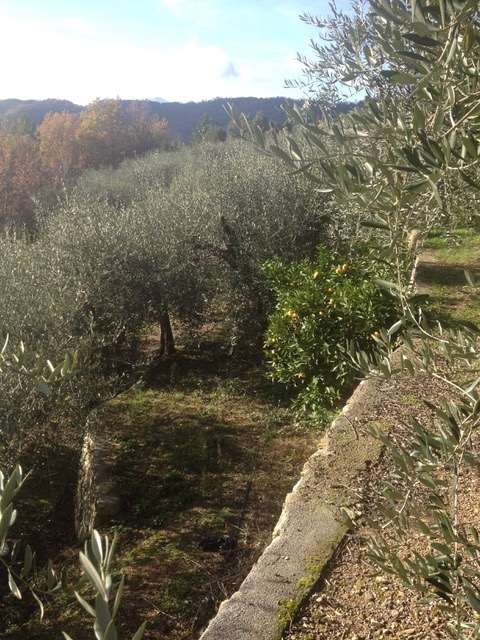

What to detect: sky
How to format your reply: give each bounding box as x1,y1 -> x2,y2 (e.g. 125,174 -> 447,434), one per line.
0,0 -> 348,104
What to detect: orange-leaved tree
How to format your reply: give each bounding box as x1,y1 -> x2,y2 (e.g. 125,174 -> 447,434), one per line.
37,111 -> 81,187
76,99 -> 126,169
76,99 -> 171,169
124,101 -> 170,155
0,130 -> 43,228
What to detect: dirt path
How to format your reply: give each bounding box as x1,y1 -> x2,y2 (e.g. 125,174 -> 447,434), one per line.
283,233 -> 480,640
283,372 -> 456,640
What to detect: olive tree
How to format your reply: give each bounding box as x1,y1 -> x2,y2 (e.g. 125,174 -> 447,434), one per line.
78,140 -> 329,353
233,0 -> 480,635
145,140 -> 328,350
0,342 -> 146,640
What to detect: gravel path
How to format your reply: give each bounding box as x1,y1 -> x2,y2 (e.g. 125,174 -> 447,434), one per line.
283,370 -> 460,639
284,250 -> 480,640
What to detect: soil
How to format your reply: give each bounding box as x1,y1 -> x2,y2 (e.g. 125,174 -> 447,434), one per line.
0,339 -> 321,640
283,239 -> 480,640
283,372 -> 459,640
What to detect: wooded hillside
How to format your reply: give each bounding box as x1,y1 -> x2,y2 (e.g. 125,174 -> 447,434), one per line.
0,96 -> 356,140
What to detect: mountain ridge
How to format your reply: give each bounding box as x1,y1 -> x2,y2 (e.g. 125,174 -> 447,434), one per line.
0,96 -> 355,141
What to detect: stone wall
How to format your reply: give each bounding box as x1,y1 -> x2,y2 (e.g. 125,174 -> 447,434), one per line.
75,410 -> 122,540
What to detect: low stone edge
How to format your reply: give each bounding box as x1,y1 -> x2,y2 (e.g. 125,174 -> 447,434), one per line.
199,369 -> 390,640
75,408 -> 122,541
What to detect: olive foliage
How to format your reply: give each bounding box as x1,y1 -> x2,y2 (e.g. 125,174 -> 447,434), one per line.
233,0 -> 480,635
77,140 -> 328,349
0,138 -> 327,451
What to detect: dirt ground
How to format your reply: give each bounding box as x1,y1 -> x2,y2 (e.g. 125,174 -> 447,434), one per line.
284,237 -> 480,640
0,347 -> 322,640
283,372 -> 461,640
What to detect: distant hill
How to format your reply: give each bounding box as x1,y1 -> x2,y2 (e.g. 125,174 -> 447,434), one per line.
0,97 -> 297,140
0,99 -> 82,131
140,96 -> 299,140
0,97 -> 356,140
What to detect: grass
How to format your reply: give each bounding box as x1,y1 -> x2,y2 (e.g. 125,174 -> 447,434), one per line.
3,351 -> 324,640
426,282 -> 480,327
423,229 -> 480,264
103,374 -> 322,639
420,229 -> 480,328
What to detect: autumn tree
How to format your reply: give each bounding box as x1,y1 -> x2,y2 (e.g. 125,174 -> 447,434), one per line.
37,111 -> 81,186
0,100 -> 174,231
76,99 -> 171,169
124,101 -> 170,155
0,131 -> 43,228
76,99 -> 127,169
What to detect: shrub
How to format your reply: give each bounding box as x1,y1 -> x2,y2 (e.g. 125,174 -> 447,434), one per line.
263,247 -> 397,410
76,147 -> 186,207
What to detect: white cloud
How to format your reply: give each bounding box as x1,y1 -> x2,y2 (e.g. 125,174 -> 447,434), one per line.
56,16 -> 96,37
158,0 -> 218,20
159,0 -> 187,14
0,5 -> 298,104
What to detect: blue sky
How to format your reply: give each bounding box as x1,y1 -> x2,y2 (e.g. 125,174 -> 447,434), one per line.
0,0 -> 349,104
